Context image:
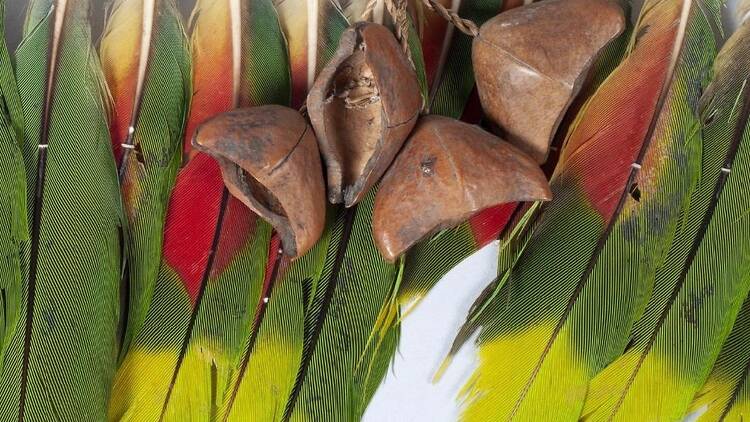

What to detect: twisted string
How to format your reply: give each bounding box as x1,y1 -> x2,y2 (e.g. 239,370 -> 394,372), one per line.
384,0 -> 413,62
360,0 -> 415,66
419,0 -> 479,36
360,0 -> 479,40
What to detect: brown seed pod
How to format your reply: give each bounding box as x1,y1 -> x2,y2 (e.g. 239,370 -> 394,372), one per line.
192,105 -> 326,258
473,0 -> 625,163
308,22 -> 422,207
372,116 -> 552,263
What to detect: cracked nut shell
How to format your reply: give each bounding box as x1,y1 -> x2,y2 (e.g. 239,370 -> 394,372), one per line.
308,22 -> 422,207
372,116 -> 552,262
473,0 -> 625,163
192,105 -> 326,258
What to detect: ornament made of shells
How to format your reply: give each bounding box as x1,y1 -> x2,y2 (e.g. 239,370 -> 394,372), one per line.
192,5 -> 634,262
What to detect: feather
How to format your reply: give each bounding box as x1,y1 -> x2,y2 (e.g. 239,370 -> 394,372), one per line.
107,0 -> 290,419
399,203 -> 517,308
218,240 -> 305,422
0,2 -> 23,138
405,11 -> 430,101
442,0 -> 636,328
99,0 -> 191,357
396,0 -> 515,305
427,0 -> 503,116
338,0 -> 369,21
183,0 -> 291,158
214,5 -> 357,420
582,14 -> 750,420
0,0 -> 27,369
219,211 -> 335,422
279,194 -> 400,422
690,296 -> 750,421
0,0 -> 125,419
203,13 -> 414,419
108,156 -> 273,421
735,0 -> 749,27
436,0 -> 722,419
273,0 -> 349,106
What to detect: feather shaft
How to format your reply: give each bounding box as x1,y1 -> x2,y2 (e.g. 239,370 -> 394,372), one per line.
283,206 -> 357,421
221,246 -> 284,421
158,188 -> 230,421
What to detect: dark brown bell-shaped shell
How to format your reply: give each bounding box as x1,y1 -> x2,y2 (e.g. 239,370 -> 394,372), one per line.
308,22 -> 422,207
372,116 -> 552,262
472,0 -> 625,163
192,105 -> 326,258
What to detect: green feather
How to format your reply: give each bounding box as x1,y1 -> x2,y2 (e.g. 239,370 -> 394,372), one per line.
316,0 -> 350,75
108,0 -> 292,418
396,0 -> 507,304
401,0 -> 634,325
405,15 -> 429,105
219,253 -> 305,422
691,295 -> 750,421
282,192 -> 399,422
99,0 -> 192,358
0,0 -> 27,372
0,0 -> 125,419
583,14 -> 750,420
427,0 -> 503,117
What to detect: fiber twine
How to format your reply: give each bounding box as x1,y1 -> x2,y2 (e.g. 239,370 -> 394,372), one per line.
361,0 -> 479,38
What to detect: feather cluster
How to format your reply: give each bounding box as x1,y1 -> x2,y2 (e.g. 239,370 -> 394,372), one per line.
0,0 -> 748,421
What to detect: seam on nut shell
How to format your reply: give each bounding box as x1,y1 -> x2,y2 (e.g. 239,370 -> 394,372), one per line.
386,108 -> 420,129
269,124 -> 309,174
476,36 -> 572,89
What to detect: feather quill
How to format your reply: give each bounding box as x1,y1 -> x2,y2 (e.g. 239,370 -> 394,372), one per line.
435,0 -> 722,419
273,0 -> 349,106
420,0 -> 455,91
0,0 -> 125,418
99,0 -> 191,357
218,241 -> 304,422
107,0 -> 290,419
582,12 -> 750,420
